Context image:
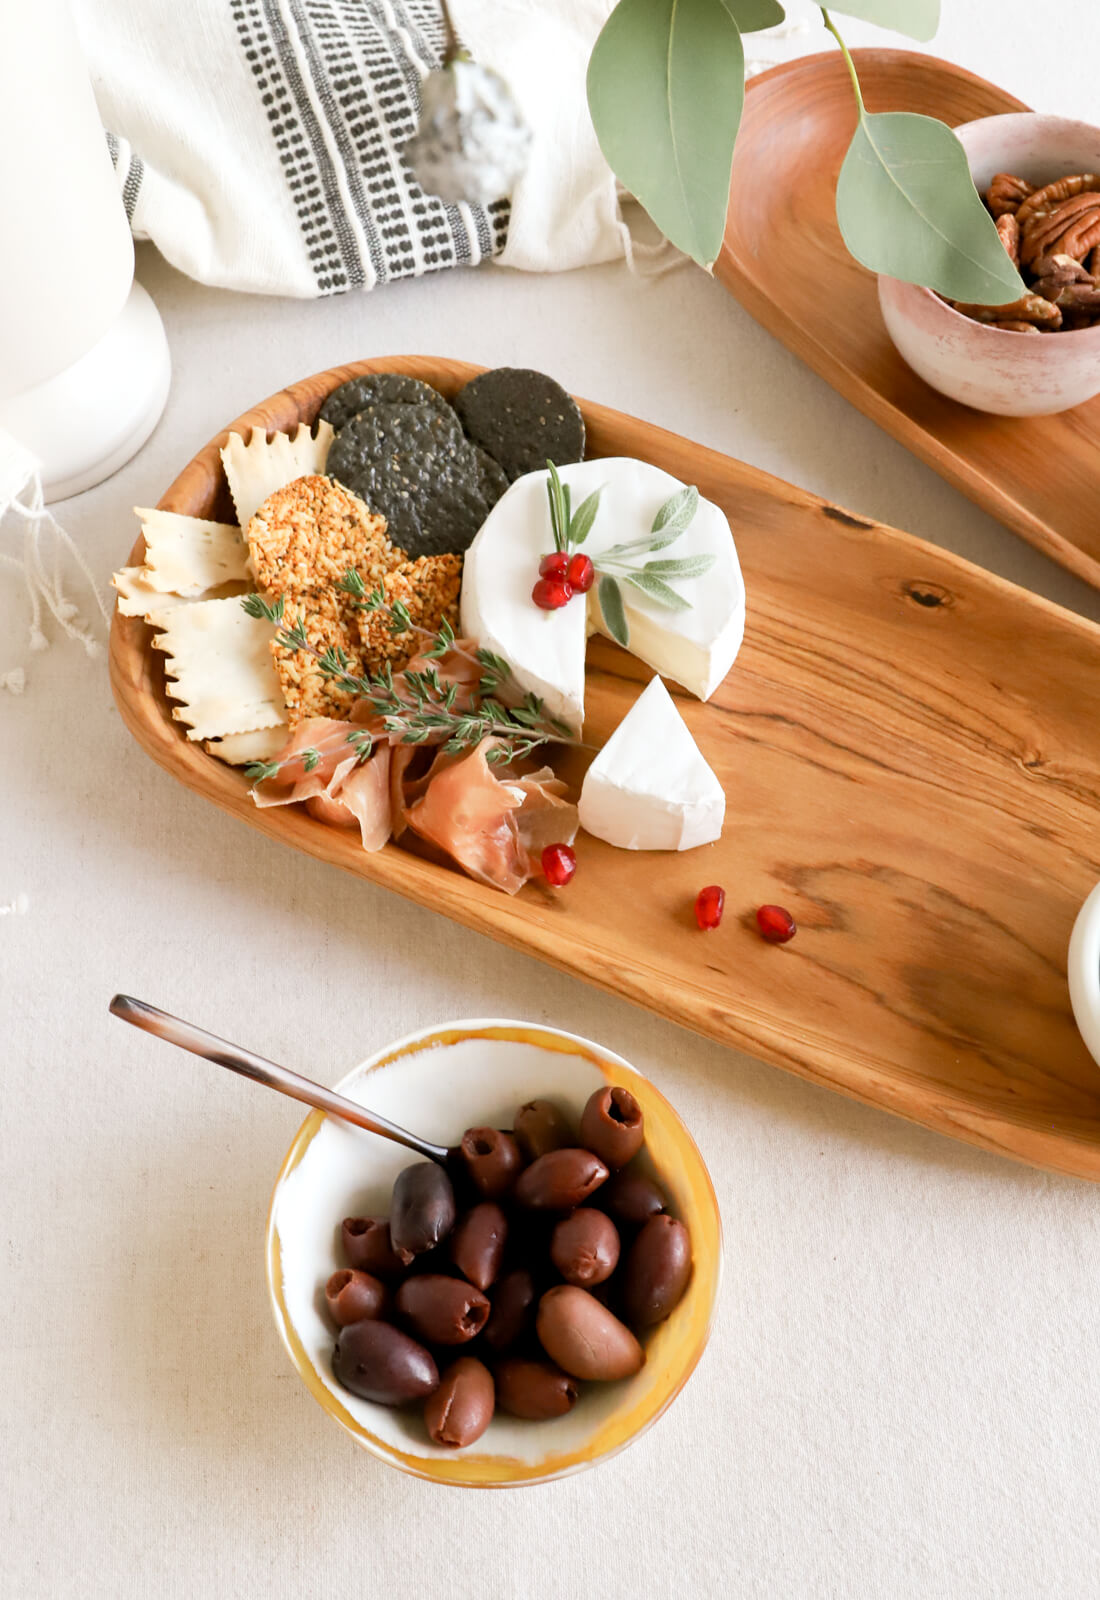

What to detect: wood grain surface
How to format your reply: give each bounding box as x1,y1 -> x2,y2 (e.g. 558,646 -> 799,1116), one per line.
717,49 -> 1100,589
109,356 -> 1100,1180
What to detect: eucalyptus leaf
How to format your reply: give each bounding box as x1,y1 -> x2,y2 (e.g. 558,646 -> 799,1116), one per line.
569,487 -> 602,547
587,0 -> 745,269
836,111 -> 1026,303
824,0 -> 939,44
626,572 -> 693,610
652,483 -> 700,535
644,552 -> 716,578
727,0 -> 785,29
598,574 -> 630,647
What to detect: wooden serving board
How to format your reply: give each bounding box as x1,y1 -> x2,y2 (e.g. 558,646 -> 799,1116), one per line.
717,50 -> 1100,590
110,356 -> 1100,1180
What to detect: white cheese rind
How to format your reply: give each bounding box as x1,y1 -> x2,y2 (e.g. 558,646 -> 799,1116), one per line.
460,458 -> 745,730
579,677 -> 725,851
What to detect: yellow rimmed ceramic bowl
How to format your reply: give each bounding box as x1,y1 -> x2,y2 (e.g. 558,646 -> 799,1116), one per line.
266,1019 -> 721,1487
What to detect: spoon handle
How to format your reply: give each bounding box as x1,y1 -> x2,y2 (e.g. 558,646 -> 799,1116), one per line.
109,994 -> 449,1164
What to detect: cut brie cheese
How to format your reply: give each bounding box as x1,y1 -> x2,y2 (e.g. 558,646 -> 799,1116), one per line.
460,457 -> 745,730
579,677 -> 724,851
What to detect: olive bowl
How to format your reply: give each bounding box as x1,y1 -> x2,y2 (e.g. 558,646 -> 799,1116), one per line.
266,1019 -> 722,1488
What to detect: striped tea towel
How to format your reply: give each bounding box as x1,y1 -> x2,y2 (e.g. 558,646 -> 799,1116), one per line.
71,0 -> 629,298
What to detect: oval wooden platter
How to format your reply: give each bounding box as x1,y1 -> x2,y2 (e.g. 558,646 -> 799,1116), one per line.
110,356 -> 1100,1180
717,49 -> 1100,590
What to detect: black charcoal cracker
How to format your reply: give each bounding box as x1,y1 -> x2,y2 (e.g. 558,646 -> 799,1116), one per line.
320,373 -> 452,433
327,402 -> 503,557
452,367 -> 585,482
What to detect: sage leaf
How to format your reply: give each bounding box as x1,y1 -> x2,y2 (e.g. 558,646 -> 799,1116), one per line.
569,487 -> 602,547
599,574 -> 630,647
587,0 -> 745,269
652,483 -> 700,536
645,552 -> 716,578
626,572 -> 693,610
824,0 -> 939,43
836,111 -> 1026,304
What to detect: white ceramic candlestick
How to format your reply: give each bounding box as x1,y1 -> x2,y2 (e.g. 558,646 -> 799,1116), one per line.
0,0 -> 169,501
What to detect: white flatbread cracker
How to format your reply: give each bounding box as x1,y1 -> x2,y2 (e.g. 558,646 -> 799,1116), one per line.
135,507 -> 249,594
220,420 -> 336,528
204,725 -> 288,765
113,568 -> 195,618
151,597 -> 286,740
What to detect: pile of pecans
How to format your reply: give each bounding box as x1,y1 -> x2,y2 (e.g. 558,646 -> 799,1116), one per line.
947,172 -> 1100,332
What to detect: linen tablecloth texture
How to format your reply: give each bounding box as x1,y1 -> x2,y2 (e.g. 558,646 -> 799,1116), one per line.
73,0 -> 626,296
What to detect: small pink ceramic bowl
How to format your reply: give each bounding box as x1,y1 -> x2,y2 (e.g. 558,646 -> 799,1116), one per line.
878,113 -> 1100,415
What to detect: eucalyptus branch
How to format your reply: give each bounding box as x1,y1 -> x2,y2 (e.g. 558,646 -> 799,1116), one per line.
818,8 -> 864,111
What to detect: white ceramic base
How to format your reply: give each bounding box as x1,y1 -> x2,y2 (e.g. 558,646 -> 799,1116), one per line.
1068,881 -> 1100,1070
0,283 -> 170,503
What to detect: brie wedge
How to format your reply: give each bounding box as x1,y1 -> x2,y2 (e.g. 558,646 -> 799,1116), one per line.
460,458 -> 745,730
579,677 -> 725,851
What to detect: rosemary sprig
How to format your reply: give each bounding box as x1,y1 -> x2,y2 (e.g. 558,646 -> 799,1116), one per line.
239,586 -> 575,783
542,470 -> 716,649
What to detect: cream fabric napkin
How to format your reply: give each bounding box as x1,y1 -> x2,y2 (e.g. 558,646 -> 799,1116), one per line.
72,0 -> 626,297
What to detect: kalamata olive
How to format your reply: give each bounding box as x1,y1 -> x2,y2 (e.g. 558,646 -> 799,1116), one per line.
450,1202 -> 507,1291
622,1214 -> 692,1326
332,1318 -> 439,1405
482,1268 -> 536,1355
514,1099 -> 574,1162
325,1269 -> 388,1327
494,1358 -> 579,1420
424,1356 -> 495,1447
390,1163 -> 456,1257
579,1086 -> 644,1169
536,1285 -> 645,1381
341,1216 -> 412,1275
550,1209 -> 620,1287
396,1274 -> 490,1345
597,1167 -> 668,1226
459,1128 -> 524,1199
514,1148 -> 609,1210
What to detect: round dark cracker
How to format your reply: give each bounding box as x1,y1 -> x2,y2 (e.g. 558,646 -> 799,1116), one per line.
327,402 -> 501,558
452,367 -> 585,482
320,373 -> 452,432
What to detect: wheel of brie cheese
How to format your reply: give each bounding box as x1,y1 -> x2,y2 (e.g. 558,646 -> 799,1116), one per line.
460,458 -> 746,730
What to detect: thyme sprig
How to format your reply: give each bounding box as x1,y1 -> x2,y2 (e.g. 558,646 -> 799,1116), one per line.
239,585 -> 575,782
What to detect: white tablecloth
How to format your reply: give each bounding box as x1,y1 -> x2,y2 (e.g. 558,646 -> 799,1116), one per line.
6,6 -> 1100,1595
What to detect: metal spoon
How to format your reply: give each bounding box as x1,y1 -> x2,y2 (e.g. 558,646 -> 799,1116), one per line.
109,994 -> 451,1165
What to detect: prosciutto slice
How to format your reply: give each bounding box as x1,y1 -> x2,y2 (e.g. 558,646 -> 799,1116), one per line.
404,740 -> 579,895
252,716 -> 392,852
247,642 -> 576,888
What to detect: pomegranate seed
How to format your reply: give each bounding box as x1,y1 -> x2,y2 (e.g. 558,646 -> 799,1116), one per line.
542,843 -> 577,886
756,904 -> 796,943
694,885 -> 725,931
539,551 -> 570,579
532,576 -> 574,610
566,553 -> 595,593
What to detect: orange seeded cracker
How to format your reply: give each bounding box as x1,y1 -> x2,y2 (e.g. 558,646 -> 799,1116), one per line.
246,474 -> 400,596
270,589 -> 367,726
354,555 -> 462,674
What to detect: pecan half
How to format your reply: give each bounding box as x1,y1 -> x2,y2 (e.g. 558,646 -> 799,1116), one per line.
1020,193 -> 1100,268
1054,281 -> 1100,315
995,211 -> 1020,266
989,320 -> 1041,333
949,292 -> 1062,330
1015,173 -> 1100,226
986,172 -> 1035,218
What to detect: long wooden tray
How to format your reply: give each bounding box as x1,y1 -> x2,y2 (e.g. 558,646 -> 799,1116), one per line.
110,356 -> 1100,1180
717,50 -> 1100,590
